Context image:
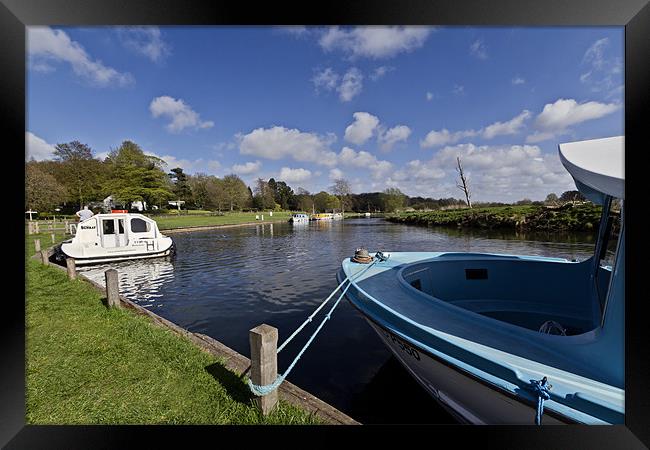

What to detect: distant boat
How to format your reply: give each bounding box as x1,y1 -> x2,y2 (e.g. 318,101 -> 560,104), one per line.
289,213 -> 310,224
338,136 -> 624,424
56,212 -> 175,265
364,212 -> 371,217
333,213 -> 344,220
310,213 -> 334,221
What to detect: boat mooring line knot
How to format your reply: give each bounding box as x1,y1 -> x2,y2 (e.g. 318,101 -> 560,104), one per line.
248,257 -> 380,397
528,376 -> 552,425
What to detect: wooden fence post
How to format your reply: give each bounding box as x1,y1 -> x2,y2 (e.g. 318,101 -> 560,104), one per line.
64,220 -> 69,234
51,233 -> 56,243
34,239 -> 41,253
35,222 -> 40,233
66,258 -> 76,280
105,269 -> 121,308
28,222 -> 33,235
40,250 -> 49,265
249,324 -> 279,415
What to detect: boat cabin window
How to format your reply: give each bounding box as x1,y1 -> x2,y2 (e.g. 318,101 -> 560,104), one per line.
131,218 -> 150,233
102,218 -> 125,235
102,219 -> 115,235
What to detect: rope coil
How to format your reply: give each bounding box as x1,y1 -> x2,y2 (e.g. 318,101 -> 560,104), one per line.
248,251 -> 389,396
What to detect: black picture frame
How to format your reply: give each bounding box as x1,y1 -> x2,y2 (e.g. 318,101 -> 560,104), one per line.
5,0 -> 649,448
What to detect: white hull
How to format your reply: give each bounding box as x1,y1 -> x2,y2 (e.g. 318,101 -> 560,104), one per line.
366,320 -> 569,424
71,248 -> 173,265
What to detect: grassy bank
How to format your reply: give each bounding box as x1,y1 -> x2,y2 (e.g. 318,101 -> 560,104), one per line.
25,234 -> 320,424
150,211 -> 293,230
387,203 -> 608,232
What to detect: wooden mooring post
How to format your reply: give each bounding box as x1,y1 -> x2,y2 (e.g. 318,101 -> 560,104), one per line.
34,238 -> 41,253
66,258 -> 76,280
40,249 -> 49,265
105,269 -> 121,308
249,324 -> 279,415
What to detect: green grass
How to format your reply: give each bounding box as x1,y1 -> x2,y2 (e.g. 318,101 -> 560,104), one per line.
151,211 -> 293,230
387,203 -> 605,232
25,233 -> 321,424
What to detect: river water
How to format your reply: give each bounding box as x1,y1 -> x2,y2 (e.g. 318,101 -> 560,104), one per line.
77,218 -> 598,424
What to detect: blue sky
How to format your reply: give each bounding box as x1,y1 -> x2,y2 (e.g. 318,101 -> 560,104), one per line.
26,26 -> 623,202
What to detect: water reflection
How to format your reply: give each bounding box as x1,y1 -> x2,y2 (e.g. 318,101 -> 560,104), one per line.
75,218 -> 598,423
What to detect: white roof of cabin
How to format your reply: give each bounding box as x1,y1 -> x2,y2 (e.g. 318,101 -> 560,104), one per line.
558,136 -> 624,200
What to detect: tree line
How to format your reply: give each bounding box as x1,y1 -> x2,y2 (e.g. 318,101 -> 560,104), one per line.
25,139 -> 587,216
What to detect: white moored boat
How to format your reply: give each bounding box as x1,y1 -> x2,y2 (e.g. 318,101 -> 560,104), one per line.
338,136 -> 624,424
289,213 -> 310,224
57,212 -> 174,265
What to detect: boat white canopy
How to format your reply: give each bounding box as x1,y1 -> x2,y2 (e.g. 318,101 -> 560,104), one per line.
558,136 -> 624,203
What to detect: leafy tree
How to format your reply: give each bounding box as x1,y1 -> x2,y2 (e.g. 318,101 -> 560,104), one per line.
275,181 -> 295,210
382,187 -> 407,212
53,140 -> 93,161
222,174 -> 250,211
560,190 -> 587,203
25,162 -> 67,212
545,193 -> 559,206
330,178 -> 352,214
168,167 -> 192,204
52,140 -> 104,208
253,178 -> 276,210
313,191 -> 339,212
103,141 -> 173,209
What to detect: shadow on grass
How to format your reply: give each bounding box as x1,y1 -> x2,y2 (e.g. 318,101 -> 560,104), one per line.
205,362 -> 254,405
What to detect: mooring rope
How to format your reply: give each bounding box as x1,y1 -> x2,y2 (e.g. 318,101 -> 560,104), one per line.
247,252 -> 389,396
529,376 -> 552,425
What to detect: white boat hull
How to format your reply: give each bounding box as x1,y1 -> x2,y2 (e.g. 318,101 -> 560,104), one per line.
366,319 -> 569,424
69,247 -> 174,265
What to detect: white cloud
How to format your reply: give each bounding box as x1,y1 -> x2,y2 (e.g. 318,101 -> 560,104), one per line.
318,26 -> 432,59
238,126 -> 338,167
337,67 -> 363,102
231,161 -> 262,175
27,26 -> 133,87
149,96 -> 214,133
580,38 -> 623,95
388,143 -> 575,202
482,110 -> 531,139
329,168 -> 344,180
470,39 -> 488,60
421,110 -> 532,148
344,112 -> 380,145
26,132 -> 56,161
312,67 -> 363,102
338,147 -> 393,180
378,125 -> 411,152
279,167 -> 312,183
312,67 -> 340,93
421,128 -> 478,148
144,151 -> 221,175
526,98 -> 621,143
116,27 -> 171,63
370,66 -> 394,81
426,92 -> 434,101
512,77 -> 525,85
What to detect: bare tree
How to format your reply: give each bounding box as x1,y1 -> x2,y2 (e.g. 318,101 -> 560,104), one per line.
330,178 -> 352,215
456,156 -> 472,208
